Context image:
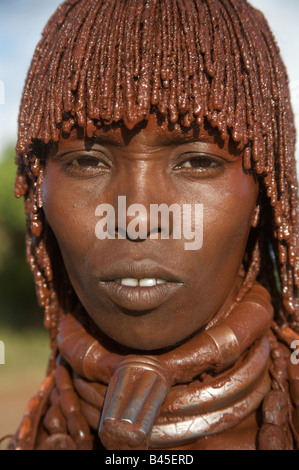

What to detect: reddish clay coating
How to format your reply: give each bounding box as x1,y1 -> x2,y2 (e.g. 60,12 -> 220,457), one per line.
7,0 -> 299,451
55,282 -> 272,387
15,0 -> 298,335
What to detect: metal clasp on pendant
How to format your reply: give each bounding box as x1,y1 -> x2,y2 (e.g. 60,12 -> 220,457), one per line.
98,355 -> 170,450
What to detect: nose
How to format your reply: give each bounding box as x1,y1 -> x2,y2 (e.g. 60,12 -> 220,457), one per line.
112,170 -> 174,242
116,196 -> 151,240
114,198 -> 176,241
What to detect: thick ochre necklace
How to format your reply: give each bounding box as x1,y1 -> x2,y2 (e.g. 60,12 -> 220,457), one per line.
12,281 -> 277,450
56,281 -> 273,449
71,335 -> 270,449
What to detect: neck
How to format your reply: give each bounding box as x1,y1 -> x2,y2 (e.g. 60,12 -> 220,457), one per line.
12,279 -> 280,450
55,281 -> 273,449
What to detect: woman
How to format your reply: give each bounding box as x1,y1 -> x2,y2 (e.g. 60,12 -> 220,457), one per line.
10,0 -> 299,450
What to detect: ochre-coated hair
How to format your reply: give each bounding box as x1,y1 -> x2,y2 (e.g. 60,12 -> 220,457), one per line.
8,0 -> 299,452
14,0 -> 298,353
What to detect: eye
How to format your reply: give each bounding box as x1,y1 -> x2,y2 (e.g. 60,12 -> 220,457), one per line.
180,156 -> 218,169
175,154 -> 224,175
61,153 -> 111,177
72,156 -> 108,168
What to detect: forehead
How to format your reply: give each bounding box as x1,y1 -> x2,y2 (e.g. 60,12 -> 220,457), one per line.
55,114 -> 242,157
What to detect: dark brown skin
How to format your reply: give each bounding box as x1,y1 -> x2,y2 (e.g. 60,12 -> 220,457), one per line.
42,114 -> 259,352
12,0 -> 298,450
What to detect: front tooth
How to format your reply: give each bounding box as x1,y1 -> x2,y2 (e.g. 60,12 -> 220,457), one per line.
115,278 -> 167,286
120,278 -> 139,287
139,278 -> 157,287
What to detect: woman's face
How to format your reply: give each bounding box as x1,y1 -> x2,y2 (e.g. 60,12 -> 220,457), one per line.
42,115 -> 259,351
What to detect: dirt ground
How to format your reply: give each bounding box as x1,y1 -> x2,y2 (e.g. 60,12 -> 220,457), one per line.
0,369 -> 47,449
0,327 -> 50,450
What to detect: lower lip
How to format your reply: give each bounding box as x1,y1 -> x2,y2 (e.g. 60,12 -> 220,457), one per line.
97,280 -> 184,312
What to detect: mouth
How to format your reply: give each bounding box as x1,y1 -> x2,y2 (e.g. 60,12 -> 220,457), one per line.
95,259 -> 185,312
114,278 -> 167,287
98,280 -> 183,312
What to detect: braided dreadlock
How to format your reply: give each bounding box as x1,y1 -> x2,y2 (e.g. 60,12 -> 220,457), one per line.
11,0 -> 299,450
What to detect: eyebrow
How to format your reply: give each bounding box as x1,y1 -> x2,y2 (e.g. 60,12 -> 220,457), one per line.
156,134 -> 220,146
93,132 -> 220,148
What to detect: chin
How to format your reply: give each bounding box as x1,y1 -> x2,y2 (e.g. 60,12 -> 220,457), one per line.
105,325 -> 191,353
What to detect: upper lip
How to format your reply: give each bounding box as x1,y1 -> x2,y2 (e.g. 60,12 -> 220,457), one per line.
96,258 -> 184,284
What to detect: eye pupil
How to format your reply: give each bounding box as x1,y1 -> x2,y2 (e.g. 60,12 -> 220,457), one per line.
190,157 -> 212,168
75,156 -> 100,167
180,156 -> 217,169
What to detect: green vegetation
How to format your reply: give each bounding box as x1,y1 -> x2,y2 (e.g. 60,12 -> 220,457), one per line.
0,146 -> 49,447
0,325 -> 50,449
0,325 -> 50,376
0,145 -> 44,329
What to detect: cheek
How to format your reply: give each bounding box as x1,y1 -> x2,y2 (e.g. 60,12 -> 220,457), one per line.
186,170 -> 258,287
42,166 -> 97,284
201,173 -> 258,269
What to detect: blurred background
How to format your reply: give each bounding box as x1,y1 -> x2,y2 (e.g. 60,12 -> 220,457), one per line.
0,0 -> 299,449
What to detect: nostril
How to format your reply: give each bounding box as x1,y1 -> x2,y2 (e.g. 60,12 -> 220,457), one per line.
148,227 -> 162,239
115,226 -> 170,241
115,225 -> 148,241
115,226 -> 127,239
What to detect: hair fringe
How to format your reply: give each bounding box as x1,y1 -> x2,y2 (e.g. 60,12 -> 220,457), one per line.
15,0 -> 298,333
